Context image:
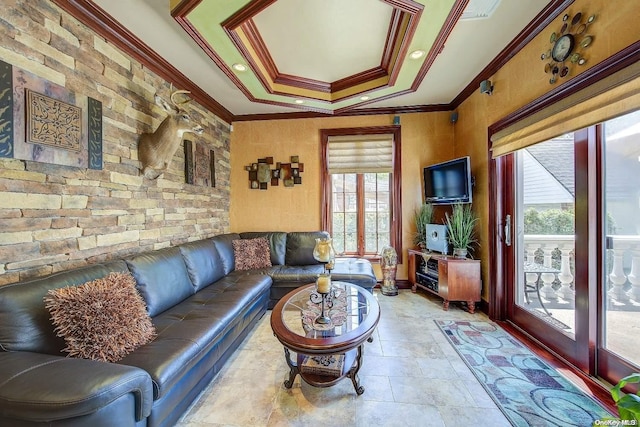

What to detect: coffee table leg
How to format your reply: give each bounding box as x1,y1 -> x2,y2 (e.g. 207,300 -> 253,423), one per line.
347,345 -> 365,395
283,348 -> 299,389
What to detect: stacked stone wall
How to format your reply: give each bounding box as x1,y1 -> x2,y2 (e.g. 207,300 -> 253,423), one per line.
0,0 -> 231,285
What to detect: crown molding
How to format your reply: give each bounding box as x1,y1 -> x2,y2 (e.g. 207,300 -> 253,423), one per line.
51,0 -> 576,123
51,0 -> 234,124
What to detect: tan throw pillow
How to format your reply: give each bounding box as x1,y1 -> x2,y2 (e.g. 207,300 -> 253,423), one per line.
232,237 -> 272,271
44,272 -> 156,363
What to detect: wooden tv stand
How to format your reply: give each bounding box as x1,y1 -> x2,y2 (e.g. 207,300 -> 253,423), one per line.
408,249 -> 481,313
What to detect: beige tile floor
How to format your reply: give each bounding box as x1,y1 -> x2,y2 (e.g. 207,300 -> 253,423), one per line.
177,290 -> 512,427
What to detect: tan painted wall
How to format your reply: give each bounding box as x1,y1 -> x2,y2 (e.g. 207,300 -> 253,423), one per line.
454,0 -> 640,300
230,112 -> 455,280
231,0 -> 639,299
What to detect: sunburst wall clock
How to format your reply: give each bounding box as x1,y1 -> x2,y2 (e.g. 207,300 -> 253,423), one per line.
541,12 -> 596,84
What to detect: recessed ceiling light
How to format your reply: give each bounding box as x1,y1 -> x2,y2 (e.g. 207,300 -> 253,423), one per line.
294,99 -> 304,104
232,63 -> 247,72
360,96 -> 370,101
409,50 -> 425,60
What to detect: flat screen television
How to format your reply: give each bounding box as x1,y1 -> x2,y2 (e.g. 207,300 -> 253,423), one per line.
423,156 -> 472,205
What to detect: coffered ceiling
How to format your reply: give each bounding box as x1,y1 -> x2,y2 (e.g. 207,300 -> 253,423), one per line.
66,0 -> 559,122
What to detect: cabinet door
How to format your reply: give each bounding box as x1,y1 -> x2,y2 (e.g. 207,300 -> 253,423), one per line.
447,260 -> 481,301
438,260 -> 449,299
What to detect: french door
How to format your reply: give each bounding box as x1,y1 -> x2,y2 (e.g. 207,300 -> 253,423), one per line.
495,110 -> 640,385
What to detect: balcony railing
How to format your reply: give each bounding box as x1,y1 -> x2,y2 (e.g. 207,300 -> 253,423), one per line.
523,234 -> 640,305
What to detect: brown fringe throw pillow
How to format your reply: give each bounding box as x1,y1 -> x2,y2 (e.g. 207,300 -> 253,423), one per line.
232,237 -> 272,270
44,272 -> 156,363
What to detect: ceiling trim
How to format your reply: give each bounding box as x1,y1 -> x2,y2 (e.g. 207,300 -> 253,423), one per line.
50,0 -> 234,124
215,0 -> 425,107
50,0 -> 578,124
237,0 -> 576,120
412,0 -> 469,92
328,0 -> 466,114
233,103 -> 450,122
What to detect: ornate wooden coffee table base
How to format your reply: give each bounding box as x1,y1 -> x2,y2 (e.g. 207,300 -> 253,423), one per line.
271,282 -> 380,396
282,346 -> 365,395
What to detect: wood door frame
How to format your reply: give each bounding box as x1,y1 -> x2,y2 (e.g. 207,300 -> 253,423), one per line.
488,44 -> 640,383
488,42 -> 639,319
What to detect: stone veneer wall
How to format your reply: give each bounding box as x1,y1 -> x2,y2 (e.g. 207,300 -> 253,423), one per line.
0,0 -> 231,286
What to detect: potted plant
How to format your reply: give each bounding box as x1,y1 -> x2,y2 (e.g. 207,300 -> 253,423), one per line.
611,373 -> 640,422
445,203 -> 478,258
412,203 -> 434,250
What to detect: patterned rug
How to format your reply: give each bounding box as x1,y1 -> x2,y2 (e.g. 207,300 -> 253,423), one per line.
436,320 -> 613,426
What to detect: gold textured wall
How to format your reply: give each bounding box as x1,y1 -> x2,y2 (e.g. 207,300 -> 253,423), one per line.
230,112 -> 454,280
454,0 -> 640,300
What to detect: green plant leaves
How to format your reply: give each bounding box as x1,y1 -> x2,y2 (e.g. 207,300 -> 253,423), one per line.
445,203 -> 478,252
611,373 -> 640,422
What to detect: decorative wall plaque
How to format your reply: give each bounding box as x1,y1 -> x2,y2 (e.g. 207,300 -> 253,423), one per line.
0,60 -> 13,158
245,155 -> 303,189
0,59 -> 103,169
25,88 -> 81,151
184,139 -> 215,187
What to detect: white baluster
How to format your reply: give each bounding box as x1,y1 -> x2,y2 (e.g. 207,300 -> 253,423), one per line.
626,249 -> 640,301
526,243 -> 539,264
557,244 -> 575,300
540,245 -> 557,299
608,248 -> 629,302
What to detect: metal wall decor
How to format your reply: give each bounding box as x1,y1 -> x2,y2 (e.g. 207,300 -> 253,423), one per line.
541,12 -> 596,84
245,155 -> 303,189
184,139 -> 215,187
25,88 -> 82,151
0,59 -> 103,169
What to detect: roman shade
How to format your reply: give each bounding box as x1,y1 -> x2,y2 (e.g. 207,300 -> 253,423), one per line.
491,61 -> 640,158
327,134 -> 394,174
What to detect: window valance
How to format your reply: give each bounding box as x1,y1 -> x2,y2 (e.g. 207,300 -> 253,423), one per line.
491,61 -> 640,158
327,134 -> 394,174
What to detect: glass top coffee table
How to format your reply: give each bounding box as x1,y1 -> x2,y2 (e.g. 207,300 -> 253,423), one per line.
270,281 -> 380,395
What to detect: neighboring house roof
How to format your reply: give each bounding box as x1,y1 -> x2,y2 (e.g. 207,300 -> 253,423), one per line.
523,150 -> 574,205
526,137 -> 575,197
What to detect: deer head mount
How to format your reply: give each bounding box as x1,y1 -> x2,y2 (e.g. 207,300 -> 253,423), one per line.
138,85 -> 204,179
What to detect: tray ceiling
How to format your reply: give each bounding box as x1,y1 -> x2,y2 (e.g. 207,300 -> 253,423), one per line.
87,0 -> 552,119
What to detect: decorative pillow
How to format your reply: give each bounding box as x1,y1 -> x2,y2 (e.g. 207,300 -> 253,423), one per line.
44,272 -> 156,363
232,237 -> 272,271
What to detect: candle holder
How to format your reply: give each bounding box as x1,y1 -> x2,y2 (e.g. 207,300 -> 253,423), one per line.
311,275 -> 334,325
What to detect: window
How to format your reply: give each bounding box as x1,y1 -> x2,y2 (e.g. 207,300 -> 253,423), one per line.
320,126 -> 401,259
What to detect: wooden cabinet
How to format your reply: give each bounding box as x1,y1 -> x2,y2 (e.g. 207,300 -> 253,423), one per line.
407,249 -> 481,313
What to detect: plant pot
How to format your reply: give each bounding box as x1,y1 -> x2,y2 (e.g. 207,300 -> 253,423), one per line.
452,248 -> 468,259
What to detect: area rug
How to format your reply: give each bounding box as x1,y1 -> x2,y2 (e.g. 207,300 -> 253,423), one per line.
436,320 -> 613,426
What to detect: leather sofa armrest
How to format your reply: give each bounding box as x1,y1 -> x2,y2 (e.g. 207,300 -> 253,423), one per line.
0,351 -> 153,423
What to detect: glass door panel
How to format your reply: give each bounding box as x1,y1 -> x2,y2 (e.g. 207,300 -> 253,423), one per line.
515,135 -> 577,336
602,110 -> 640,368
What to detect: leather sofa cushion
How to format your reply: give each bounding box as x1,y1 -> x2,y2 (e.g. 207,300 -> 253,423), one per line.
125,247 -> 195,317
211,233 -> 241,275
330,257 -> 378,289
0,351 -> 152,423
268,264 -> 324,283
239,232 -> 287,265
118,272 -> 271,400
0,261 -> 129,355
285,231 -> 330,266
179,239 -> 226,291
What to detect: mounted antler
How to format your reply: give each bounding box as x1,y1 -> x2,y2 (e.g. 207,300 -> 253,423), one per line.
138,84 -> 204,179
